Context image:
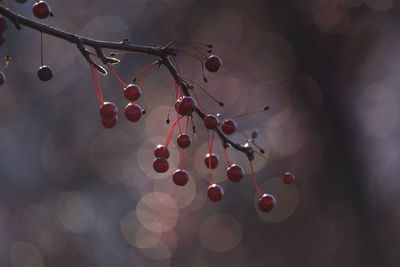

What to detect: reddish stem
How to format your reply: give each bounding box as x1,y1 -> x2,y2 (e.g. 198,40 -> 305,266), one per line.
139,61 -> 158,88
219,135 -> 231,166
106,63 -> 127,87
249,161 -> 262,198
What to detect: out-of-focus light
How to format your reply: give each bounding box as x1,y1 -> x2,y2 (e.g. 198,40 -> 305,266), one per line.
199,214 -> 242,252
57,191 -> 96,233
136,192 -> 179,233
9,242 -> 44,267
153,171 -> 197,209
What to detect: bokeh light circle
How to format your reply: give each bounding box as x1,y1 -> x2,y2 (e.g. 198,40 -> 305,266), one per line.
136,192 -> 179,233
199,214 -> 242,252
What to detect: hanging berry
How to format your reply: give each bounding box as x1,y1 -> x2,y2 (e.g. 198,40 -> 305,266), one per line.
205,55 -> 222,72
37,65 -> 53,81
207,184 -> 224,201
172,170 -> 189,186
33,1 -> 51,19
154,145 -> 169,159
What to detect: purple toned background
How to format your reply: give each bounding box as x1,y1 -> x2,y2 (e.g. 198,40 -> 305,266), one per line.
1,0 -> 399,266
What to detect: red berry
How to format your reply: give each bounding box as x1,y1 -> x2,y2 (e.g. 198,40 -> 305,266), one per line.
124,103 -> 142,122
172,170 -> 189,186
154,145 -> 169,159
221,119 -> 237,135
0,71 -> 5,86
207,184 -> 224,201
100,102 -> 118,120
258,194 -> 276,212
226,164 -> 244,182
204,153 -> 219,169
153,158 -> 169,173
0,16 -> 8,32
283,172 -> 295,184
123,84 -> 141,101
177,134 -> 191,148
174,97 -> 182,112
101,116 -> 118,129
177,96 -> 196,116
205,55 -> 222,72
33,1 -> 51,19
204,114 -> 219,130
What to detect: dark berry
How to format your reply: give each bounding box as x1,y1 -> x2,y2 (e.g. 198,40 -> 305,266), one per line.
227,164 -> 244,182
0,71 -> 5,85
153,158 -> 169,173
154,145 -> 169,159
172,170 -> 189,186
205,55 -> 222,72
204,153 -> 219,169
123,84 -> 141,101
37,65 -> 53,81
177,134 -> 191,148
16,0 -> 29,3
101,116 -> 118,129
124,103 -> 142,122
283,172 -> 295,185
258,194 -> 276,212
204,114 -> 219,130
207,184 -> 223,201
33,1 -> 51,19
221,119 -> 237,135
0,16 -> 8,32
100,102 -> 118,120
177,96 -> 196,116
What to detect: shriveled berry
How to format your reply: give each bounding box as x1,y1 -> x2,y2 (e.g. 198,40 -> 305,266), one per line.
227,164 -> 244,182
154,145 -> 169,159
124,103 -> 142,122
0,16 -> 8,32
100,102 -> 118,120
205,55 -> 222,72
283,172 -> 295,184
33,1 -> 51,19
123,84 -> 141,101
37,65 -> 53,81
177,96 -> 196,116
207,184 -> 223,201
0,71 -> 5,86
258,194 -> 276,212
101,116 -> 118,128
204,153 -> 219,169
221,119 -> 237,135
204,114 -> 219,129
172,170 -> 189,186
177,134 -> 191,148
153,158 -> 169,173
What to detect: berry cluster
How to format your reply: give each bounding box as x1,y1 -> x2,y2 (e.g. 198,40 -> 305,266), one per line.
0,4 -> 296,215
148,42 -> 295,212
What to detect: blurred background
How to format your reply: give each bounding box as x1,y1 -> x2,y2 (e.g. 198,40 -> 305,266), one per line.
1,0 -> 399,266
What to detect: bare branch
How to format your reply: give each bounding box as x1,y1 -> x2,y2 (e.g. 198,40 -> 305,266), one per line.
0,5 -> 254,161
